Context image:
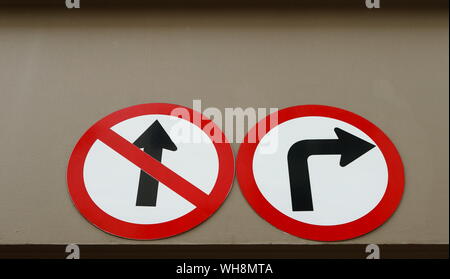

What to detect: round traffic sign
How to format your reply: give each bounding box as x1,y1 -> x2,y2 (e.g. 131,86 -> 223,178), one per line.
236,105 -> 404,241
67,103 -> 234,240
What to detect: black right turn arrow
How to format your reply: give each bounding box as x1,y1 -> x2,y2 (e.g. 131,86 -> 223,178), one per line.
287,127 -> 375,211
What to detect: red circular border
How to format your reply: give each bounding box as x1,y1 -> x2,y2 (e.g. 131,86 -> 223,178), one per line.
236,105 -> 404,241
67,103 -> 235,240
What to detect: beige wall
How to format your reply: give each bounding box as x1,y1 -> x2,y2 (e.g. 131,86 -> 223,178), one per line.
0,8 -> 448,244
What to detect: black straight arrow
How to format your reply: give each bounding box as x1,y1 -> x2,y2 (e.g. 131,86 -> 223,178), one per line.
134,120 -> 177,206
287,127 -> 375,211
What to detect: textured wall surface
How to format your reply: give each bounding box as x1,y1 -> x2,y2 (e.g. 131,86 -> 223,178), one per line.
0,8 -> 448,244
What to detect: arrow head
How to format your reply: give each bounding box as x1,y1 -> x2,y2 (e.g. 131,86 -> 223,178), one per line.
334,127 -> 375,167
134,120 -> 177,151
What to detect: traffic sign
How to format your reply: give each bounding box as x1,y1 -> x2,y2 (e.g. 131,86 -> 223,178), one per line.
236,105 -> 404,241
67,103 -> 234,240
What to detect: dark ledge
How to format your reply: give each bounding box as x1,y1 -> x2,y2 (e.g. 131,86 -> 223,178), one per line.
0,244 -> 448,259
0,0 -> 447,11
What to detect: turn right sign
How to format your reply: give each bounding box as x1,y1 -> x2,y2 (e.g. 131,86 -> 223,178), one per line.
236,105 -> 404,241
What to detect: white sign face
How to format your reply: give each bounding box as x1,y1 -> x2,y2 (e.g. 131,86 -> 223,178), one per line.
83,114 -> 219,224
252,116 -> 388,226
238,105 -> 404,241
68,103 -> 234,240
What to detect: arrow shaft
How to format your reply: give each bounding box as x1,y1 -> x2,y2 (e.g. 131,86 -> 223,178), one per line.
136,147 -> 162,206
287,139 -> 341,211
291,139 -> 342,157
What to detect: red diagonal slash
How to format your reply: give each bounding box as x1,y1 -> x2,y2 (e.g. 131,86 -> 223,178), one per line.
95,128 -> 211,209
